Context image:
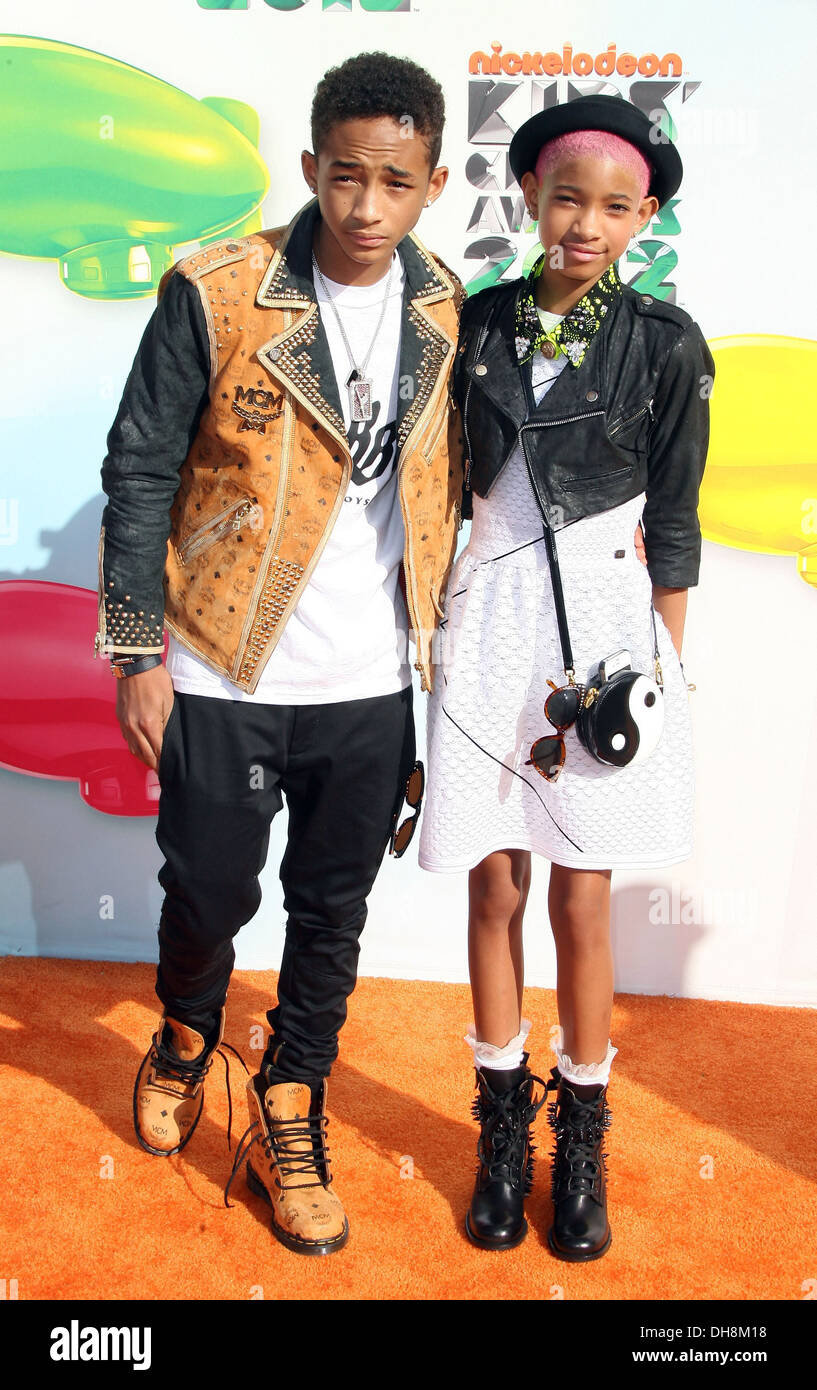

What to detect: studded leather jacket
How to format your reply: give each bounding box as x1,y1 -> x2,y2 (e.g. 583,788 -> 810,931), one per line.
95,198 -> 465,693
456,275 -> 714,588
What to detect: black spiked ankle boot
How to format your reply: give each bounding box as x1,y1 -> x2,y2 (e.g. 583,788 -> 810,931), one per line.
545,1065 -> 613,1261
465,1053 -> 547,1251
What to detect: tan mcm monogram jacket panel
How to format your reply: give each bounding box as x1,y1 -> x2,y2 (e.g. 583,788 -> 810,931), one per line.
95,198 -> 466,693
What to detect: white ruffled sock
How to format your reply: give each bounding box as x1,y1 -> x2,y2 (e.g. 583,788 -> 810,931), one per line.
552,1025 -> 618,1087
464,1017 -> 532,1071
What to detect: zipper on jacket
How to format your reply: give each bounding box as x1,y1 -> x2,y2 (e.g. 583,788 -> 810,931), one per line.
521,410 -> 605,433
177,498 -> 262,566
608,399 -> 653,437
519,441 -> 556,535
517,413 -> 607,529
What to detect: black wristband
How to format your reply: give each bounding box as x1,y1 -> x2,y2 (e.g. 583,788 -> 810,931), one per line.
111,654 -> 164,679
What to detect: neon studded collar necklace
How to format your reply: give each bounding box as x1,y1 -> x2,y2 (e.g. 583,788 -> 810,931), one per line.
514,252 -> 623,370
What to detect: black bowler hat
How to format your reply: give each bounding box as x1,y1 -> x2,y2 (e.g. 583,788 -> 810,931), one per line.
508,94 -> 683,208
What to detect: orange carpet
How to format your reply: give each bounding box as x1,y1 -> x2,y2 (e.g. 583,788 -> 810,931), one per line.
0,956 -> 814,1301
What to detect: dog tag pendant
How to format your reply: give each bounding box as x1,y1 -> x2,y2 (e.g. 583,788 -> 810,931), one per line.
347,370 -> 373,422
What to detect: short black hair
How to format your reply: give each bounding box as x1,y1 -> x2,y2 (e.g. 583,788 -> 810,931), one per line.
311,52 -> 445,172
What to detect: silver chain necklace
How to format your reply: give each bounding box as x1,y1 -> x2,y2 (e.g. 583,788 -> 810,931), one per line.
312,252 -> 394,422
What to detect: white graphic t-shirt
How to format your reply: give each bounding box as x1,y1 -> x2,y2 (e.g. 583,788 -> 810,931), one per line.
166,251 -> 411,703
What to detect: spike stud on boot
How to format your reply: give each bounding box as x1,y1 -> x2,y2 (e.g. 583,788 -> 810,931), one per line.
133,1008 -> 227,1156
545,1065 -> 613,1262
225,1073 -> 349,1256
465,1053 -> 547,1250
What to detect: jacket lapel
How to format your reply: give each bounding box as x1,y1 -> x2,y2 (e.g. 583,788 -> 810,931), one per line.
465,286 -> 530,429
394,231 -> 458,456
467,281 -> 615,426
255,198 -> 347,449
254,198 -> 458,460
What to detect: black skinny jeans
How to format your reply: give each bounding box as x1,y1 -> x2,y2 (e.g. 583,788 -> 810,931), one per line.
153,685 -> 415,1084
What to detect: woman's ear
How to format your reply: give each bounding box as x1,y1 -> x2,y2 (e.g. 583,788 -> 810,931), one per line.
520,170 -> 540,221
634,194 -> 660,238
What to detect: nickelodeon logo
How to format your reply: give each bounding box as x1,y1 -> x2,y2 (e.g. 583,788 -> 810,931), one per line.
197,1 -> 413,12
470,42 -> 682,78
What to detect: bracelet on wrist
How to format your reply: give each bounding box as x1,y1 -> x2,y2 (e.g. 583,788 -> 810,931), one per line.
111,654 -> 164,679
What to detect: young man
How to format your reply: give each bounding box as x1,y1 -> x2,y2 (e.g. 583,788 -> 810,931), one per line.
95,52 -> 465,1256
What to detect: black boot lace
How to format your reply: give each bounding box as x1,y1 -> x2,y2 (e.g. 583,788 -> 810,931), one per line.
150,1030 -> 249,1150
546,1069 -> 612,1204
472,1072 -> 548,1195
224,1101 -> 333,1209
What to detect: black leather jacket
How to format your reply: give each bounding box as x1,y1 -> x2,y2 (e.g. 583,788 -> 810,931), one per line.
455,277 -> 714,588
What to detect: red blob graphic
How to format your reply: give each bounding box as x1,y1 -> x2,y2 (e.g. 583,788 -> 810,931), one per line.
0,580 -> 166,817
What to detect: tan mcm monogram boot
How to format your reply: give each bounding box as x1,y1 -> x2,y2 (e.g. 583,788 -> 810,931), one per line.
133,1008 -> 227,1156
225,1073 -> 349,1256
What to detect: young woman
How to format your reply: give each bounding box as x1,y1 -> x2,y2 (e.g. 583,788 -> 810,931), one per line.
419,96 -> 714,1259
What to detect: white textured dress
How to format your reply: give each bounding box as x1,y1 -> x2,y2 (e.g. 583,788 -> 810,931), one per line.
418,346 -> 695,873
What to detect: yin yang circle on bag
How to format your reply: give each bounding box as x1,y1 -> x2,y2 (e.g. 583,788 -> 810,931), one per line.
576,655 -> 664,768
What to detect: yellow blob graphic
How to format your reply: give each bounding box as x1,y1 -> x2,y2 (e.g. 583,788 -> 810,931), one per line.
701,335 -> 817,587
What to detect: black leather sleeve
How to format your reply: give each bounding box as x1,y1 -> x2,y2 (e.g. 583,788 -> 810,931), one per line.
641,321 -> 714,589
455,286 -> 503,523
96,271 -> 211,656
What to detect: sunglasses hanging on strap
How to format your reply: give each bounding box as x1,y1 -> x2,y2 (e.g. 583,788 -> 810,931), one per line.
526,525 -> 665,779
389,761 -> 425,858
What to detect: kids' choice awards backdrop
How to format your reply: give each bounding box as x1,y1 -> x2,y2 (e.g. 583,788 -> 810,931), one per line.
1,0 -> 815,1007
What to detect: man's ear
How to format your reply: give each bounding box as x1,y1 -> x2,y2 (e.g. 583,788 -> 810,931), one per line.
424,164 -> 449,207
302,149 -> 318,194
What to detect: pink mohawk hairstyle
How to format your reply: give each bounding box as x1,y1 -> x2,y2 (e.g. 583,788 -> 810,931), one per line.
534,129 -> 652,201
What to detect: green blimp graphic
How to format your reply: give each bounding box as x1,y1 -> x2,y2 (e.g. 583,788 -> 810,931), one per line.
197,1 -> 411,10
0,35 -> 270,299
